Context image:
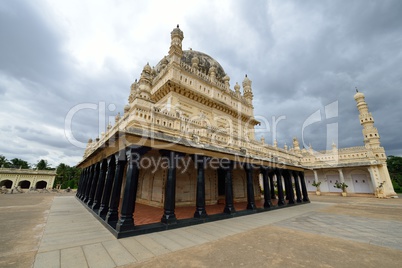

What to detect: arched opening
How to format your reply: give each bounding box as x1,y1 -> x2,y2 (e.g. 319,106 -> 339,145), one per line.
35,181 -> 47,189
0,180 -> 13,188
18,180 -> 31,189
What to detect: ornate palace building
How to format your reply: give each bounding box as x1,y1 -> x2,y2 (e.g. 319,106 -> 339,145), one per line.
76,25 -> 396,237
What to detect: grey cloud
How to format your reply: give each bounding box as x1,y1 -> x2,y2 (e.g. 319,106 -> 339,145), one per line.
0,1 -> 72,84
0,0 -> 401,167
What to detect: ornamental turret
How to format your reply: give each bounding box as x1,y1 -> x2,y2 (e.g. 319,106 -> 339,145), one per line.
234,82 -> 241,98
191,56 -> 199,69
242,74 -> 253,105
222,75 -> 230,91
293,137 -> 301,153
169,24 -> 184,64
128,79 -> 138,103
354,90 -> 381,149
208,65 -> 217,83
138,63 -> 152,100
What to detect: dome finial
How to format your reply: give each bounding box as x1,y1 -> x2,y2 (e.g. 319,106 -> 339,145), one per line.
355,86 -> 358,93
177,24 -> 179,28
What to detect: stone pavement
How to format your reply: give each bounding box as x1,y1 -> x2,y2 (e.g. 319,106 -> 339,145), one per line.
2,193 -> 402,267
273,210 -> 402,250
34,196 -> 327,267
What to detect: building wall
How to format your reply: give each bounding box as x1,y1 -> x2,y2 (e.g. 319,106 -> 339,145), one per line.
0,168 -> 56,190
305,167 -> 374,194
134,153 -> 263,207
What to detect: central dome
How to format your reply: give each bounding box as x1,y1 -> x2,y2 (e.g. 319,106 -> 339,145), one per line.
155,49 -> 227,82
181,49 -> 227,81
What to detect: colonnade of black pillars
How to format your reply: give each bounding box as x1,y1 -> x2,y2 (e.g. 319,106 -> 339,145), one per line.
76,147 -> 310,234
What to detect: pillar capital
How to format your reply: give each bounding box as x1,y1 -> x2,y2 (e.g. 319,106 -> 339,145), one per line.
191,154 -> 209,167
115,149 -> 127,164
220,158 -> 234,170
126,146 -> 150,158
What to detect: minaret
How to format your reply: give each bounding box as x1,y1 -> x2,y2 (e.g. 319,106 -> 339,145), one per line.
169,25 -> 184,64
354,90 -> 381,149
242,74 -> 253,105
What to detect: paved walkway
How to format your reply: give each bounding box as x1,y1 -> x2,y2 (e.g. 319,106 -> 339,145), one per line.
26,194 -> 402,267
34,196 -> 328,267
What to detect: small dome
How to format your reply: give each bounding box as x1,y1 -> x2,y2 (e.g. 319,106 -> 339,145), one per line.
234,82 -> 240,92
171,24 -> 183,37
354,91 -> 365,100
143,63 -> 152,73
161,56 -> 168,65
242,74 -> 252,87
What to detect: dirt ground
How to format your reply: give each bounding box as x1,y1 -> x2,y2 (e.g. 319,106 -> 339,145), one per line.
0,193 -> 64,268
127,195 -> 402,268
130,225 -> 402,268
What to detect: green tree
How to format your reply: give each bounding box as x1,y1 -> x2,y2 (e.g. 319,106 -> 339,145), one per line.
36,159 -> 53,170
9,158 -> 30,169
55,163 -> 81,189
387,155 -> 402,193
0,155 -> 11,168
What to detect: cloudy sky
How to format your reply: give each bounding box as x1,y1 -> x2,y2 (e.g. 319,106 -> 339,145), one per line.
1,0 -> 401,167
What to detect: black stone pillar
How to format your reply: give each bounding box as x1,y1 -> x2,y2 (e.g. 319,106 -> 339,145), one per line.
268,171 -> 276,199
106,150 -> 127,226
260,167 -> 272,208
87,162 -> 100,206
116,147 -> 149,232
98,155 -> 116,219
223,159 -> 235,214
284,171 -> 291,201
161,150 -> 178,224
299,171 -> 310,202
83,165 -> 95,203
284,170 -> 295,204
193,155 -> 207,218
244,163 -> 256,210
77,169 -> 84,197
76,170 -> 84,197
78,168 -> 87,199
292,171 -> 302,203
92,159 -> 108,210
275,169 -> 286,206
79,168 -> 88,200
